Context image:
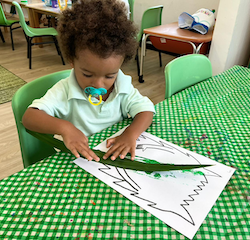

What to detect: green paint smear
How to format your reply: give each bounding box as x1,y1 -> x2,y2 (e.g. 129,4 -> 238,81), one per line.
140,171 -> 162,179
182,170 -> 204,175
154,173 -> 161,179
164,173 -> 176,178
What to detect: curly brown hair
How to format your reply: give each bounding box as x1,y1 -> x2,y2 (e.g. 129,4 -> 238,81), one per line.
58,0 -> 138,63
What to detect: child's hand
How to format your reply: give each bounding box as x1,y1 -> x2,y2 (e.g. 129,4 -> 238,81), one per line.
103,131 -> 137,161
61,124 -> 100,161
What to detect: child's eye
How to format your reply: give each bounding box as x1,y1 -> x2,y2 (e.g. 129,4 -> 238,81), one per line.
83,73 -> 92,78
106,75 -> 115,79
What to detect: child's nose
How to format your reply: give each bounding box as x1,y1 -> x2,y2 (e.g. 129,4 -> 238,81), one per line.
92,78 -> 104,89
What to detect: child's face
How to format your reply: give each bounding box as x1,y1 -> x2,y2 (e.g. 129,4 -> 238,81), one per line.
71,49 -> 124,98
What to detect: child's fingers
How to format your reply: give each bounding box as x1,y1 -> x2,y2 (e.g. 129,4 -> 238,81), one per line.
107,145 -> 128,161
78,147 -> 99,161
106,138 -> 116,148
119,146 -> 131,159
103,143 -> 120,160
66,141 -> 100,161
81,147 -> 100,162
70,148 -> 80,158
129,146 -> 136,161
89,150 -> 100,162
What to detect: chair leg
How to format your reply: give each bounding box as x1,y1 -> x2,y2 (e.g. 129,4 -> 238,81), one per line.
53,36 -> 65,65
29,38 -> 32,69
0,28 -> 5,43
53,36 -> 60,56
158,51 -> 162,67
23,31 -> 29,58
27,37 -> 30,59
27,40 -> 29,59
10,27 -> 14,51
136,48 -> 140,76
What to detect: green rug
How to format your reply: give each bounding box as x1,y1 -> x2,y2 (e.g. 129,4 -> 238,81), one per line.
0,65 -> 26,104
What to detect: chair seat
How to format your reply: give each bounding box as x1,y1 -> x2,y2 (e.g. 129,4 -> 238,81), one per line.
4,19 -> 20,26
25,25 -> 58,38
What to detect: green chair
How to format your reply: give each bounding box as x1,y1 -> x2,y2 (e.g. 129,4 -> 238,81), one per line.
128,0 -> 135,21
136,5 -> 163,76
0,3 -> 21,50
12,1 -> 65,69
164,54 -> 212,98
12,69 -> 71,168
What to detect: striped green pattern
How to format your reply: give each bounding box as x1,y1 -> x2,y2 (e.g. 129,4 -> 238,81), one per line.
0,65 -> 249,239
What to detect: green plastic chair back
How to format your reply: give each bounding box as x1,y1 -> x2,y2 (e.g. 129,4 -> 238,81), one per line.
0,3 -> 8,25
164,54 -> 212,98
0,3 -> 20,50
12,70 -> 71,168
12,1 -> 64,68
0,4 -> 19,26
137,5 -> 163,42
12,1 -> 57,37
128,0 -> 135,21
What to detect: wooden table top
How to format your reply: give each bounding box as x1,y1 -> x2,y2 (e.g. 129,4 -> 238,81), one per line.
144,22 -> 213,43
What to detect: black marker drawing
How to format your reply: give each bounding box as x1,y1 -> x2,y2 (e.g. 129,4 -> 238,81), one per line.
74,130 -> 235,239
98,133 -> 222,226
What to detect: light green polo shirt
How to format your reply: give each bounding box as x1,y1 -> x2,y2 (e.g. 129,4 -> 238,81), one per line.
29,69 -> 155,137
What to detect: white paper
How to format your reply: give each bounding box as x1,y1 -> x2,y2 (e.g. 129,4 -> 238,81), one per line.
74,128 -> 235,239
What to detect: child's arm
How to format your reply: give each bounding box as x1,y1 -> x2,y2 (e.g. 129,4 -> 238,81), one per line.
103,111 -> 154,160
22,108 -> 100,161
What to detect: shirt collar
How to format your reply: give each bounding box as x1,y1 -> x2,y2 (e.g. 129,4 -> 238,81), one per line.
68,69 -> 88,101
114,69 -> 132,94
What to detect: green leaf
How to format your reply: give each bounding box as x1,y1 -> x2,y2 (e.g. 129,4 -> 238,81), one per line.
26,130 -> 212,172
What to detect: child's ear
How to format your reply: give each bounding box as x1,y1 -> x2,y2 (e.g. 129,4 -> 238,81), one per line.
70,62 -> 74,68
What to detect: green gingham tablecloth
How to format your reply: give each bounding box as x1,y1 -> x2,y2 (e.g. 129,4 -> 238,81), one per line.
0,65 -> 250,239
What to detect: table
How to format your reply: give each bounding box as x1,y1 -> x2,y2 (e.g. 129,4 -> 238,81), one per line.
1,0 -> 61,45
1,66 -> 250,239
139,22 -> 213,83
0,0 -> 35,7
1,0 -> 60,26
25,2 -> 61,28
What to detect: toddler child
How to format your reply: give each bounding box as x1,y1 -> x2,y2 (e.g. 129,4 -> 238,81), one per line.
22,0 -> 155,162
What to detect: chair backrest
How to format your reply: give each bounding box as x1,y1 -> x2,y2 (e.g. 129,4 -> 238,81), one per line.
12,1 -> 30,33
128,0 -> 135,21
138,5 -> 163,41
164,54 -> 212,98
0,4 -> 8,25
12,70 -> 71,168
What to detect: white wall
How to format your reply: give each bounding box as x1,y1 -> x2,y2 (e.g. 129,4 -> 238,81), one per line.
133,0 -> 220,26
209,0 -> 250,75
